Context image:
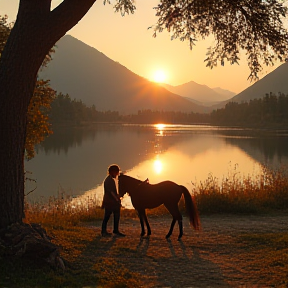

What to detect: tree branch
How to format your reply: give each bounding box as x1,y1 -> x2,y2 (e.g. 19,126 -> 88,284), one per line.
49,0 -> 97,39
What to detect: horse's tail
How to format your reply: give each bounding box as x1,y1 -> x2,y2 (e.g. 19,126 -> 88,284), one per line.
180,185 -> 200,230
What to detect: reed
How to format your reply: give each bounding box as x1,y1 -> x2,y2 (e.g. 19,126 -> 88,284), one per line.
192,164 -> 288,214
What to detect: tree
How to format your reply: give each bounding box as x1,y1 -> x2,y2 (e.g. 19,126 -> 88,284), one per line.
0,0 -> 288,262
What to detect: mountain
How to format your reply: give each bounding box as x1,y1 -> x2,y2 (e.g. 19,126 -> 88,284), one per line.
161,81 -> 235,106
40,35 -> 208,114
212,87 -> 236,99
213,62 -> 288,109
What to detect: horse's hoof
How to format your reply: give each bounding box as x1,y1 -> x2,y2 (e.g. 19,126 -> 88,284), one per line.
177,235 -> 183,241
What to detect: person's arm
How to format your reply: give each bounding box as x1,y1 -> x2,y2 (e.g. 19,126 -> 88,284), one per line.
111,193 -> 120,202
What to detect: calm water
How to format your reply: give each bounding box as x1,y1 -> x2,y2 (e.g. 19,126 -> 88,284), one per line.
24,124 -> 288,208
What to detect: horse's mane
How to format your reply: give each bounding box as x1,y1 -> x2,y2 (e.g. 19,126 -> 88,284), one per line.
120,174 -> 143,184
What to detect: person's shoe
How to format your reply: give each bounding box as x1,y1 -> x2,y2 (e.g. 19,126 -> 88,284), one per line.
101,231 -> 112,237
113,231 -> 126,237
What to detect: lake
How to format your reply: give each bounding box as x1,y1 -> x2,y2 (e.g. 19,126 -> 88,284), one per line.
24,124 -> 288,208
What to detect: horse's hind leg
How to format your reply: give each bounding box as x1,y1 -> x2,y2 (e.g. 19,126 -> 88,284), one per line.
137,209 -> 146,237
164,203 -> 183,239
166,219 -> 176,239
177,219 -> 183,240
142,211 -> 151,236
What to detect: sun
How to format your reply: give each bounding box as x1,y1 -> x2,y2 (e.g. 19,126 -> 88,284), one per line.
153,70 -> 166,83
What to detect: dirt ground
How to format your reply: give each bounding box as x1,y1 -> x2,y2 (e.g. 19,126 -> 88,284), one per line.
86,213 -> 288,288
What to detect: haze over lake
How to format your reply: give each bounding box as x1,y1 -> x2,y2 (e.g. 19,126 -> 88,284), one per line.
24,124 -> 288,208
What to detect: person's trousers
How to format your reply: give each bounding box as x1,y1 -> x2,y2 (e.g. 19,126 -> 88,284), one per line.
101,206 -> 120,233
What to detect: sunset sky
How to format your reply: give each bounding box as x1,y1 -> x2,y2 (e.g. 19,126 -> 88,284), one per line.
1,0 -> 284,93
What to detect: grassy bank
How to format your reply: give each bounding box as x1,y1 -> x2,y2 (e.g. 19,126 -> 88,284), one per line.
193,164 -> 288,214
1,165 -> 288,287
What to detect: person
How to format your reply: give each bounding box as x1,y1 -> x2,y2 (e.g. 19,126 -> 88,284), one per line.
101,164 -> 125,237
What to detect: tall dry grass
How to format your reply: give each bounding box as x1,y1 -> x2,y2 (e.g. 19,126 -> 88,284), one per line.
192,164 -> 288,214
24,192 -> 103,228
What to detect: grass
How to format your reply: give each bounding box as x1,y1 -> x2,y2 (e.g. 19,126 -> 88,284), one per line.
233,232 -> 288,287
1,165 -> 288,287
192,164 -> 288,214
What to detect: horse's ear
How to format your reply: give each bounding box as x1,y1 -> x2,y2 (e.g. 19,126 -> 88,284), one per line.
145,178 -> 149,184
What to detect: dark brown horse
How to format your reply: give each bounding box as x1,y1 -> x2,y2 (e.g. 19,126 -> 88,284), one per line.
118,174 -> 200,240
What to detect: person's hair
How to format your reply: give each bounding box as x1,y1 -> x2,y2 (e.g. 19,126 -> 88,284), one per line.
108,164 -> 120,174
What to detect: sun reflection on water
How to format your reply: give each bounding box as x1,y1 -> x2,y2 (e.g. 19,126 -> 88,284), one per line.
155,123 -> 166,136
153,158 -> 163,174
155,123 -> 166,130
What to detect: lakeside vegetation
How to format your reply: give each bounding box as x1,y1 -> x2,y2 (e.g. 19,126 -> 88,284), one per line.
24,164 -> 288,226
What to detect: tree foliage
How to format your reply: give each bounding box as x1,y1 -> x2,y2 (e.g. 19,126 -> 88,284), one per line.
0,16 -> 11,54
26,80 -> 55,160
152,0 -> 288,80
0,15 -> 55,160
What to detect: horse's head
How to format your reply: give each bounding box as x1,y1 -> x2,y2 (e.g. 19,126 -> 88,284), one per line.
118,173 -> 146,197
118,173 -> 127,198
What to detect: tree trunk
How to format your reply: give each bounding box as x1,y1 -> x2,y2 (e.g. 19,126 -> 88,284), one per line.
0,0 -> 96,268
0,6 -> 54,229
0,0 -> 96,230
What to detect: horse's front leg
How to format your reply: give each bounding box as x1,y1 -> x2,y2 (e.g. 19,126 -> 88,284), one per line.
142,210 -> 151,236
137,209 -> 146,237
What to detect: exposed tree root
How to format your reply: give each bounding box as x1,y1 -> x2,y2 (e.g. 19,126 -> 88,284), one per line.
0,222 -> 64,270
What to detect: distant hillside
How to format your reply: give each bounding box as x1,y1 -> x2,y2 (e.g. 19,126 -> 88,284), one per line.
40,35 -> 208,114
232,63 -> 288,102
212,87 -> 236,99
161,81 -> 235,106
213,62 -> 288,110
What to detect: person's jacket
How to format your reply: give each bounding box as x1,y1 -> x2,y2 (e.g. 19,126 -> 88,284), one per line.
101,175 -> 121,209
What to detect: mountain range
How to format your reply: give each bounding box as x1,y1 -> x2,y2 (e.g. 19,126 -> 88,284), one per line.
161,82 -> 235,106
40,35 -> 288,114
40,35 -> 237,114
40,35 -> 210,114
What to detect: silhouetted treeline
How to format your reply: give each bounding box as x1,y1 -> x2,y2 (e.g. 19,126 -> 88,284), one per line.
49,93 -> 120,124
211,93 -> 288,127
122,109 -> 210,124
49,93 -> 210,125
50,92 -> 288,127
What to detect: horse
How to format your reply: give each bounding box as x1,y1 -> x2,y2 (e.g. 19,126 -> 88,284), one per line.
118,174 -> 200,240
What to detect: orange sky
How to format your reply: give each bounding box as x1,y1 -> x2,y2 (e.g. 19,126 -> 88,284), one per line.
2,0 -> 283,93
